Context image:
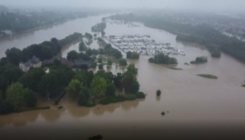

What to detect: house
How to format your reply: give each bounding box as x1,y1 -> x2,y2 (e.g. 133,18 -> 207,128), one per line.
59,58 -> 74,67
74,59 -> 91,69
19,56 -> 42,72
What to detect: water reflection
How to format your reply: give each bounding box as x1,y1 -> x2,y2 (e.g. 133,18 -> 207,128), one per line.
156,96 -> 161,101
40,109 -> 62,122
120,99 -> 143,111
65,102 -> 91,118
0,111 -> 39,127
64,99 -> 144,117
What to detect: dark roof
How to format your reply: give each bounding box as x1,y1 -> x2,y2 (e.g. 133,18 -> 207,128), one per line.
20,56 -> 41,68
29,56 -> 41,64
74,59 -> 91,67
21,62 -> 31,68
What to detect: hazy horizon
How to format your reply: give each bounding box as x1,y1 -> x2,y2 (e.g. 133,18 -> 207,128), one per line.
1,0 -> 245,13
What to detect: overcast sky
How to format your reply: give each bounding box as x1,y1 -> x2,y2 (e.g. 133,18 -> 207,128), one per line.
1,0 -> 245,12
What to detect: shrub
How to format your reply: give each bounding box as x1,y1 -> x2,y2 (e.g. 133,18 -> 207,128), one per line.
126,94 -> 137,101
161,111 -> 165,116
156,90 -> 161,96
0,99 -> 14,115
86,99 -> 96,107
100,96 -> 127,105
136,92 -> 145,99
98,64 -> 104,70
191,56 -> 207,64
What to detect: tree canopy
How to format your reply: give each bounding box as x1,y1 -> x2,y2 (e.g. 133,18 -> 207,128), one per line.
148,53 -> 177,64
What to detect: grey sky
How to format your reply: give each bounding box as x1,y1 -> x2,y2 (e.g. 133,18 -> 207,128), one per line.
1,0 -> 245,12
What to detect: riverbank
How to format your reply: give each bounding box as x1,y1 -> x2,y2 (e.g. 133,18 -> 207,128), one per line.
0,18 -> 84,42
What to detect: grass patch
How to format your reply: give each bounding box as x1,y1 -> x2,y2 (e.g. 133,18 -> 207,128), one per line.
14,106 -> 50,113
242,84 -> 245,87
166,67 -> 183,70
197,74 -> 218,79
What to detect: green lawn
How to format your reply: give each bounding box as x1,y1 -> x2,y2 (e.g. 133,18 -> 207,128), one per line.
197,74 -> 218,79
242,84 -> 245,87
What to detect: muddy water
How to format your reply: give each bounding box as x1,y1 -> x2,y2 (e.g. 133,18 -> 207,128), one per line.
1,14 -> 245,140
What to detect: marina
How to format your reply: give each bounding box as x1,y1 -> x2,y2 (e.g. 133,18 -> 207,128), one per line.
104,34 -> 186,56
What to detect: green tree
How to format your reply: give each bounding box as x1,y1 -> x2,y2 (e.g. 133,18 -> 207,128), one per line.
24,89 -> 37,107
149,53 -> 177,64
107,59 -> 113,66
2,64 -> 23,87
67,79 -> 82,99
77,87 -> 90,106
6,82 -> 27,107
19,68 -> 45,92
67,50 -> 78,61
98,58 -> 102,63
157,90 -> 161,96
127,63 -> 138,75
73,70 -> 94,87
90,77 -> 107,98
79,40 -> 87,51
86,49 -> 92,56
39,72 -> 59,98
118,58 -> 127,66
0,90 -> 3,104
121,72 -> 139,94
98,64 -> 104,70
90,62 -> 97,69
0,99 -> 14,114
101,31 -> 105,36
126,51 -> 139,59
5,47 -> 23,65
113,73 -> 122,89
53,59 -> 61,66
106,83 -> 116,97
85,32 -> 93,40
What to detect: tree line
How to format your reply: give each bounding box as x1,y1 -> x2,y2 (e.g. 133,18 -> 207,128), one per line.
0,11 -> 88,35
4,32 -> 82,65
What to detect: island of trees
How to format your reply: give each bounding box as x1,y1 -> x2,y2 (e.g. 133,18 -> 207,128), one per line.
197,74 -> 218,79
148,53 -> 178,64
190,56 -> 208,64
91,22 -> 106,32
109,14 -> 245,63
0,32 -> 145,115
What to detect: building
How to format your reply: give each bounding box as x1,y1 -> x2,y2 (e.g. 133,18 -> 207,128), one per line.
19,56 -> 42,72
42,57 -> 90,69
74,59 -> 91,69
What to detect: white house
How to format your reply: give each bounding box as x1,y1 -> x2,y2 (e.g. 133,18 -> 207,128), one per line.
19,56 -> 42,72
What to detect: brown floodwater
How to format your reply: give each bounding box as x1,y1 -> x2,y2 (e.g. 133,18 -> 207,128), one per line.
1,14 -> 245,140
